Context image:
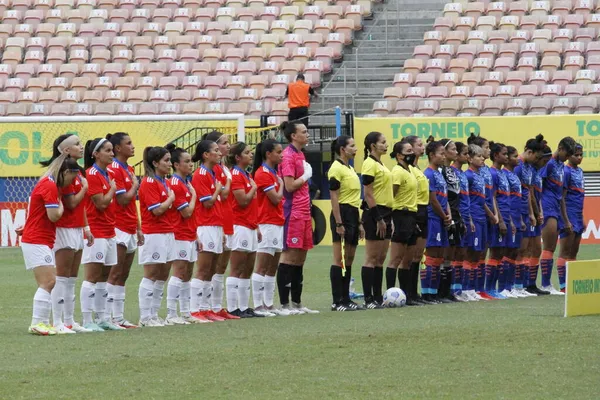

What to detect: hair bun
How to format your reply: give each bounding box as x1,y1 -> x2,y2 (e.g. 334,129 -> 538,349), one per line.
165,143 -> 176,152
105,133 -> 113,140
535,134 -> 544,142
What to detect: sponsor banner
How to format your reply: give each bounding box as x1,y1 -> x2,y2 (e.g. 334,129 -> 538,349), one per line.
565,259 -> 600,317
354,115 -> 600,172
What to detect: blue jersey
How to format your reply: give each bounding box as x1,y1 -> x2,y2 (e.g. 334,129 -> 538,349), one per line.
465,167 -> 486,222
514,157 -> 533,215
564,164 -> 584,219
532,167 -> 542,205
424,166 -> 448,219
540,156 -> 564,215
451,165 -> 471,222
480,164 -> 494,210
504,168 -> 523,227
491,166 -> 510,219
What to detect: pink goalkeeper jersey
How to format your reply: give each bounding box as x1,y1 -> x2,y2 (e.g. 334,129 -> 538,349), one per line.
279,144 -> 311,221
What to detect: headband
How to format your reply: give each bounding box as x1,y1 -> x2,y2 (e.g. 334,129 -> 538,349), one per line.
444,140 -> 453,148
57,134 -> 80,154
93,138 -> 107,154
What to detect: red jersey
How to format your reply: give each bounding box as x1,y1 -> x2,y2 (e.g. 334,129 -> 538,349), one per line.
169,175 -> 197,241
191,165 -> 222,227
214,163 -> 233,235
85,164 -> 116,239
22,176 -> 60,248
231,166 -> 258,229
139,175 -> 174,234
56,172 -> 85,229
254,163 -> 285,226
111,159 -> 138,234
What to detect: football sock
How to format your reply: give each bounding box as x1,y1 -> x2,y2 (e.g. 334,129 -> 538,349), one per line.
112,285 -> 126,321
373,266 -> 384,303
138,278 -> 154,321
94,282 -> 108,322
51,276 -> 67,326
276,263 -> 292,305
63,277 -> 76,326
238,278 -> 251,312
263,275 -> 276,307
225,277 -> 239,312
557,257 -> 566,290
361,266 -> 374,303
179,281 -> 191,315
166,276 -> 182,318
211,273 -> 225,312
80,280 -> 95,325
451,261 -> 462,294
32,288 -> 51,326
421,257 -> 434,296
485,259 -> 499,292
190,278 -> 202,313
342,265 -> 352,303
290,265 -> 304,304
438,262 -> 451,297
515,261 -> 523,288
151,280 -> 165,318
252,273 -> 265,308
497,258 -> 507,292
105,283 -> 115,319
198,280 -> 212,311
461,261 -> 470,291
330,265 -> 344,304
529,257 -> 540,287
385,267 -> 397,290
476,261 -> 486,292
410,261 -> 421,298
430,258 -> 442,296
541,250 -> 554,287
398,268 -> 410,298
468,263 -> 477,291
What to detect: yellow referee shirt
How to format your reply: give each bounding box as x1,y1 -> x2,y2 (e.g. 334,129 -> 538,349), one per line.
361,156 -> 393,208
392,164 -> 418,212
411,165 -> 429,206
327,159 -> 361,208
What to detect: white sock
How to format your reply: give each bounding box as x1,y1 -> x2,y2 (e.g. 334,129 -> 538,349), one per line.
32,288 -> 51,326
167,276 -> 182,318
94,282 -> 108,322
105,282 -> 115,319
112,285 -> 126,321
264,275 -> 276,307
63,277 -> 76,326
225,277 -> 239,312
251,273 -> 265,309
151,280 -> 165,318
138,278 -> 154,321
198,280 -> 212,311
190,278 -> 202,313
238,279 -> 251,312
180,281 -> 191,315
52,276 -> 68,326
80,280 -> 95,325
211,273 -> 224,312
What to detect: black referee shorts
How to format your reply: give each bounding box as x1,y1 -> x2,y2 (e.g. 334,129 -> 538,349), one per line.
416,204 -> 428,239
288,107 -> 309,127
330,204 -> 360,246
362,205 -> 392,241
391,209 -> 418,245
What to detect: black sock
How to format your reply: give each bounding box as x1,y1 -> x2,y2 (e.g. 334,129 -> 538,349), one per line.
373,266 -> 384,303
398,268 -> 410,297
361,266 -> 374,303
277,263 -> 292,305
290,265 -> 304,304
330,265 -> 344,304
410,261 -> 421,298
342,265 -> 352,303
385,267 -> 398,290
439,265 -> 451,298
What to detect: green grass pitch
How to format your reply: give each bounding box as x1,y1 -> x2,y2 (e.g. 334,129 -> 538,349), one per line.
1,245 -> 599,400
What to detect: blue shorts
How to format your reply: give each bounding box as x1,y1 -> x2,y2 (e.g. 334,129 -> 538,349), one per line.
426,217 -> 449,248
542,214 -> 564,231
522,214 -> 536,238
559,215 -> 584,239
507,228 -> 522,249
467,220 -> 487,251
489,223 -> 507,248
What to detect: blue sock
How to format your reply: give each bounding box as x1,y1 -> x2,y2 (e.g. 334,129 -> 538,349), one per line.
451,264 -> 462,294
515,263 -> 524,289
476,263 -> 486,292
420,265 -> 432,295
430,266 -> 439,295
469,268 -> 477,291
506,261 -> 514,291
461,265 -> 470,291
497,260 -> 506,292
541,251 -> 554,288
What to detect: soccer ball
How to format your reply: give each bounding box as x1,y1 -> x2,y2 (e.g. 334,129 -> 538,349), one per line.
382,287 -> 406,308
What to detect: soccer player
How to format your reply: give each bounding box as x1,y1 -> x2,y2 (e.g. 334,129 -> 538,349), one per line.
486,142 -> 510,299
81,138 -> 123,331
41,134 -> 93,333
252,139 -> 288,315
539,136 -> 577,295
137,146 -> 176,327
202,131 -> 238,320
190,140 -> 226,322
386,140 -> 419,305
328,135 -> 364,311
559,144 -> 585,291
21,156 -> 81,335
277,121 -> 319,314
360,131 -> 392,309
106,132 -> 142,329
422,140 -> 451,303
165,144 -> 206,325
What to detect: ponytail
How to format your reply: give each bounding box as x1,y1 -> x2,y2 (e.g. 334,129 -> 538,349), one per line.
227,142 -> 247,167
191,140 -> 216,163
252,138 -> 279,173
363,131 -> 382,159
84,138 -> 108,171
143,146 -> 169,177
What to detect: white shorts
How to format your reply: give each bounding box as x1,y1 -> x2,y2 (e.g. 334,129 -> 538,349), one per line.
53,227 -> 84,252
258,224 -> 284,252
82,237 -> 118,266
197,226 -> 223,254
232,225 -> 258,252
223,234 -> 233,251
22,243 -> 55,270
173,239 -> 198,263
139,233 -> 176,265
115,228 -> 138,254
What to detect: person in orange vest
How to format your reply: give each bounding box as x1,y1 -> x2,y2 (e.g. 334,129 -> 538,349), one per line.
285,73 -> 317,127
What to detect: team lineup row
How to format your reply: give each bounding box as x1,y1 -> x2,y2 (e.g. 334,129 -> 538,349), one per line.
328,131 -> 584,311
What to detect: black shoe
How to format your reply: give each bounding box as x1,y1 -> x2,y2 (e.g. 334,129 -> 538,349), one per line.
364,300 -> 384,309
345,300 -> 365,310
446,294 -> 461,303
229,309 -> 242,317
422,294 -> 440,305
331,303 -> 354,311
526,285 -> 550,295
436,295 -> 454,304
406,298 -> 425,306
241,308 -> 265,318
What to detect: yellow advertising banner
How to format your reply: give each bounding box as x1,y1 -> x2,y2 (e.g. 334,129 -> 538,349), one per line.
354,115 -> 600,172
312,200 -> 333,246
564,260 -> 600,317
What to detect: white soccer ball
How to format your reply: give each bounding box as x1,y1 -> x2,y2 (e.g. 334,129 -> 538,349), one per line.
382,287 -> 407,308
